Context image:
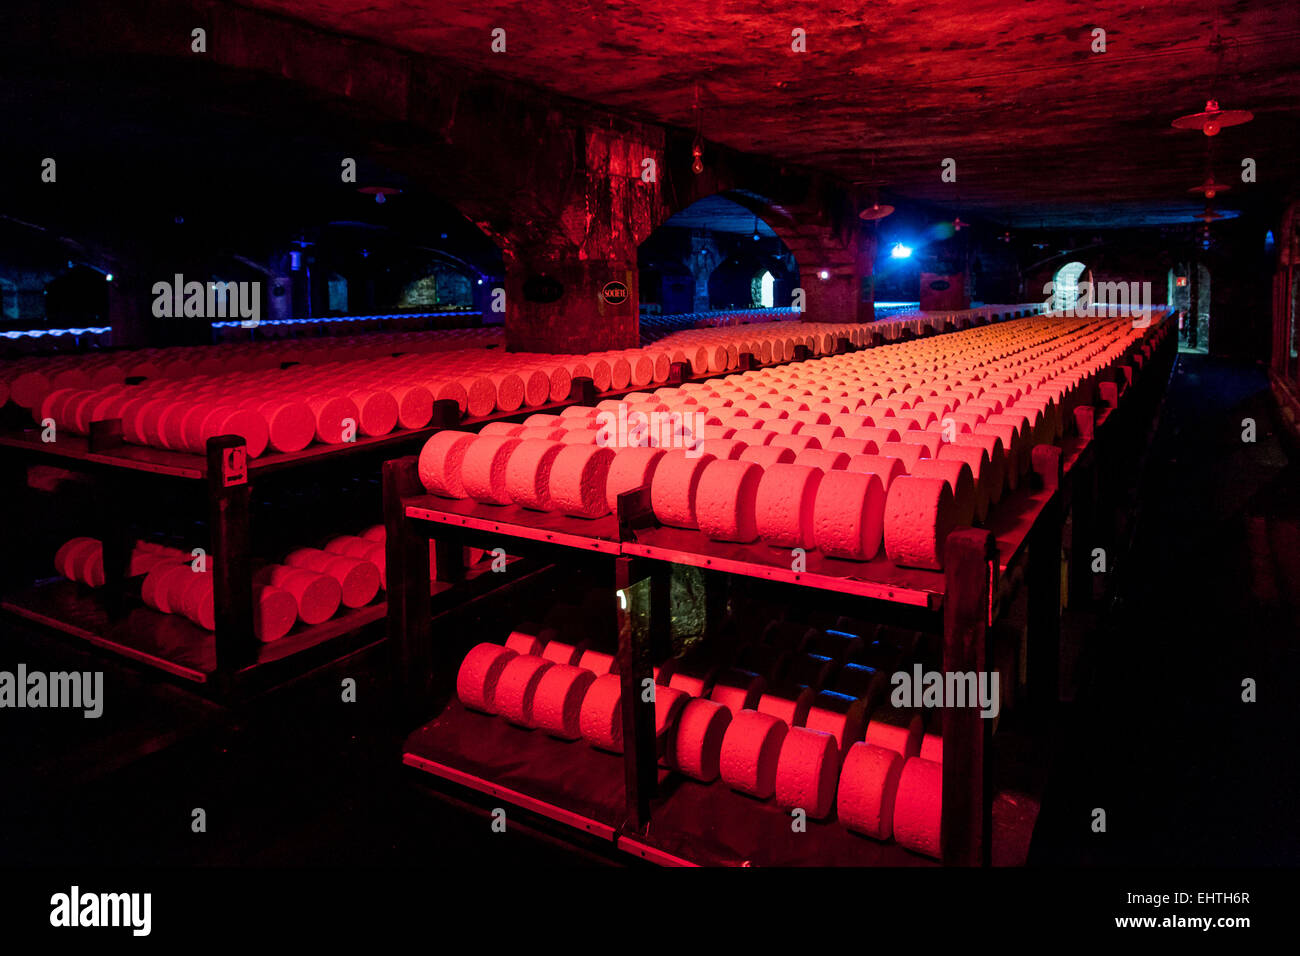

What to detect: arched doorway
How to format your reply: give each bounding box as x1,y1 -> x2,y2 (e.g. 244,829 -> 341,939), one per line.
638,193 -> 799,322
1052,261 -> 1088,312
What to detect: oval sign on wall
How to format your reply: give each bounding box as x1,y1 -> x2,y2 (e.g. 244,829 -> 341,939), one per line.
929,279 -> 951,291
601,280 -> 629,305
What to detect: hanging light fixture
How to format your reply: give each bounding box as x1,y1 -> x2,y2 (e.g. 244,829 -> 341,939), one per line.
952,216 -> 968,231
1188,176 -> 1231,199
859,201 -> 894,221
1195,206 -> 1223,223
751,216 -> 762,241
1172,98 -> 1253,136
690,82 -> 705,174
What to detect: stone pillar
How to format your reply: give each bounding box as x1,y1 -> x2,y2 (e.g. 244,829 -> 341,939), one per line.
504,249 -> 640,352
783,225 -> 874,323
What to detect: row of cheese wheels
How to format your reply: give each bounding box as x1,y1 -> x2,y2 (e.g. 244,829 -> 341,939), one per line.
457,633 -> 944,858
416,315 -> 1163,568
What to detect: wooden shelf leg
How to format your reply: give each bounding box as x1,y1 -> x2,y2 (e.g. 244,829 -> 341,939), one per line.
383,456 -> 432,722
941,527 -> 996,867
615,555 -> 656,833
207,435 -> 255,686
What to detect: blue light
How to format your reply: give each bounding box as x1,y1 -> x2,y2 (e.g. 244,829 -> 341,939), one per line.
890,243 -> 913,259
105,273 -> 113,282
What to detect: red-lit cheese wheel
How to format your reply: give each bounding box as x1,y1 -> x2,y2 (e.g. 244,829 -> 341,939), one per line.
284,547 -> 380,608
893,757 -> 943,859
547,444 -> 615,518
149,563 -> 195,614
256,564 -> 341,625
719,709 -> 788,799
837,742 -> 905,840
541,640 -> 583,665
883,476 -> 957,570
389,384 -> 434,429
348,389 -> 399,437
178,571 -> 215,630
709,668 -> 765,713
774,727 -> 839,818
694,459 -> 762,542
54,537 -> 97,580
504,439 -> 565,511
865,709 -> 925,758
909,457 -> 977,529
846,454 -> 905,491
650,450 -> 717,528
531,664 -> 597,739
493,654 -> 554,727
754,464 -> 823,549
417,430 -> 477,498
603,446 -> 666,513
579,673 -> 624,752
247,398 -> 314,453
668,697 -> 732,782
253,584 -> 298,642
505,631 -> 545,656
813,470 -> 886,560
738,444 -> 796,468
460,434 -> 522,505
578,649 -> 616,675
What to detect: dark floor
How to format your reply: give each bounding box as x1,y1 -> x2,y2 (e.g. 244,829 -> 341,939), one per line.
1,353 -> 1296,867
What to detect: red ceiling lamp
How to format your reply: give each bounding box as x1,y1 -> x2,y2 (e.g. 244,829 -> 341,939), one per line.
358,185 -> 401,204
952,217 -> 969,231
690,82 -> 706,174
859,201 -> 894,221
1188,176 -> 1231,199
1194,206 -> 1223,223
1172,98 -> 1253,136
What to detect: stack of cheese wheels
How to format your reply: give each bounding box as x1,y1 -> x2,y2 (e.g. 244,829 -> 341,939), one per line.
284,547 -> 380,608
531,663 -> 597,739
401,312 -> 1161,573
255,563 -> 341,626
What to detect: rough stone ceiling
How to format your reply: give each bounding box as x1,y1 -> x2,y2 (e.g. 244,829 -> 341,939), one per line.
242,0 -> 1300,228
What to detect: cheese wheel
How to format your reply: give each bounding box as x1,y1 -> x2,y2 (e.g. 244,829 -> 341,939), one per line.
774,727 -> 840,819
284,548 -> 380,608
505,631 -> 545,656
883,476 -> 957,570
669,697 -> 732,782
531,664 -> 597,739
578,649 -> 617,675
694,459 -> 762,542
489,372 -> 525,412
141,559 -> 186,608
150,564 -> 195,614
347,389 -> 399,437
460,376 -> 497,418
548,444 -> 615,518
504,439 -> 565,510
757,688 -> 814,727
837,742 -> 905,839
654,684 -> 691,761
603,446 -> 666,513
846,454 -> 906,491
541,640 -> 583,665
813,470 -> 886,560
719,709 -> 788,799
307,394 -> 360,444
417,430 -> 477,498
250,584 -> 296,642
865,709 -> 925,758
738,444 -> 796,468
460,435 -> 522,505
893,757 -> 943,859
708,668 -> 766,713
920,731 -> 944,763
650,450 -> 717,528
909,458 -> 977,529
493,654 -> 554,727
389,384 -> 434,429
754,463 -> 823,549
793,449 -> 850,472
257,564 -> 341,625
178,570 -> 215,629
804,691 -> 869,753
55,537 -> 97,580
579,673 -> 624,752
953,433 -> 1006,503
